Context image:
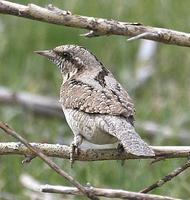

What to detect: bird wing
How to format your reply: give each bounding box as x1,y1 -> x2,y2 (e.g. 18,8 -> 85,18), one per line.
60,78 -> 135,122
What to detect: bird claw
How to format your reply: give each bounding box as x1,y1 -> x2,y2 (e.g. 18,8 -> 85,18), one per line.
117,143 -> 126,166
69,135 -> 83,167
70,143 -> 79,168
117,143 -> 125,154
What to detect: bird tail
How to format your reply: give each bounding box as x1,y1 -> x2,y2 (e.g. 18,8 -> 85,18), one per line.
116,125 -> 155,156
102,116 -> 155,156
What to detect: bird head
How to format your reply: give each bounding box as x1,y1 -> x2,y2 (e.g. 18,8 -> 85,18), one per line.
35,45 -> 102,80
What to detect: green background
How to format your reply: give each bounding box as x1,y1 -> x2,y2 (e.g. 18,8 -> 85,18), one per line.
0,0 -> 190,199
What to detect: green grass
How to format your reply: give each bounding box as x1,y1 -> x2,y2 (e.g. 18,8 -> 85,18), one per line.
0,0 -> 190,199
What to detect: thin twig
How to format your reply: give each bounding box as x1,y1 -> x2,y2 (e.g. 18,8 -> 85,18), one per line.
140,159 -> 190,193
0,1 -> 190,47
0,122 -> 99,200
40,184 -> 180,200
20,174 -> 55,200
127,32 -> 158,41
1,142 -> 190,161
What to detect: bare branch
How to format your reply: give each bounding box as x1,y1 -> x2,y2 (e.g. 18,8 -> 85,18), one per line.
0,141 -> 190,161
40,184 -> 179,200
20,174 -> 55,200
21,174 -> 180,200
140,159 -> 190,193
0,1 -> 190,47
0,122 -> 99,200
0,86 -> 63,118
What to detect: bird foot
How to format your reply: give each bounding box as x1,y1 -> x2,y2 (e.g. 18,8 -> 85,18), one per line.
117,143 -> 126,166
69,135 -> 83,167
117,143 -> 125,154
70,142 -> 79,168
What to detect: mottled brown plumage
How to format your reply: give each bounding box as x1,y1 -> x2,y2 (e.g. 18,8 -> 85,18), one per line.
35,45 -> 155,163
60,78 -> 134,120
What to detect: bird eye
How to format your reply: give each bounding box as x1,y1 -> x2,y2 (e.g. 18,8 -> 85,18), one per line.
62,52 -> 71,58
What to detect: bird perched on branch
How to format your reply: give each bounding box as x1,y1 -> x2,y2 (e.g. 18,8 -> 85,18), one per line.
35,45 -> 155,165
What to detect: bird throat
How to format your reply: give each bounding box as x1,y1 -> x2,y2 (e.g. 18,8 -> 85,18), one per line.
62,68 -> 78,83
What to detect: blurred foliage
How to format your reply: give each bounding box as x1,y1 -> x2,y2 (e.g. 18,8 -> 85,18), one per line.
0,0 -> 190,199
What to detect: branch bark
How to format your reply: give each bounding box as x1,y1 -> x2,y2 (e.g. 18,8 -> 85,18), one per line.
40,185 -> 179,200
0,1 -> 190,47
0,142 -> 190,161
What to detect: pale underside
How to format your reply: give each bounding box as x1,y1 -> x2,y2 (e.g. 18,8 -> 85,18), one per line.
62,107 -> 118,144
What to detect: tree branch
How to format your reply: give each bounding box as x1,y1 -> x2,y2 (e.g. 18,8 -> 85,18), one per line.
140,159 -> 190,193
20,174 -> 179,200
20,174 -> 55,200
40,184 -> 179,200
0,141 -> 190,161
0,1 -> 190,47
0,86 -> 63,118
0,122 -> 99,200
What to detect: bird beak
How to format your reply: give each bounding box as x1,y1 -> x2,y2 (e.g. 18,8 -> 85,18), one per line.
34,50 -> 56,59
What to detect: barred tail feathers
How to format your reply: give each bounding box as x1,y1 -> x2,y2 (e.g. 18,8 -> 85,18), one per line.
115,125 -> 155,156
100,116 -> 155,156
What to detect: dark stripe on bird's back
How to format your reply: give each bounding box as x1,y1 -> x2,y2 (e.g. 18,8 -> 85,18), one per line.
70,79 -> 94,91
94,67 -> 109,87
111,89 -> 134,126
